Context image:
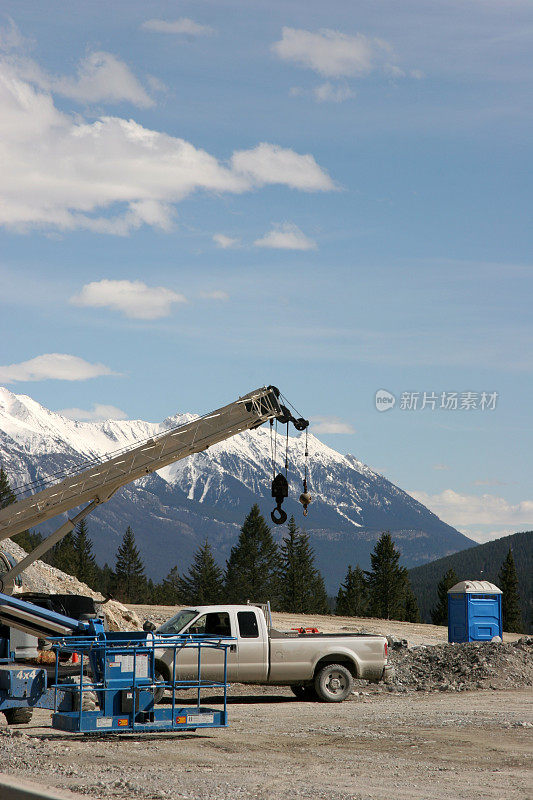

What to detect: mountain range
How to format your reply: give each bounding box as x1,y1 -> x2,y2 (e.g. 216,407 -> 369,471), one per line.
0,386 -> 474,593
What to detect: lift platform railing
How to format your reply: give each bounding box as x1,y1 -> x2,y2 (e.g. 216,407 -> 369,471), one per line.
48,631 -> 236,734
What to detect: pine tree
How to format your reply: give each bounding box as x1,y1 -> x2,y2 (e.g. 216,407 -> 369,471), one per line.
366,532 -> 409,620
52,531 -> 77,575
156,566 -> 182,604
0,467 -> 16,509
279,516 -> 329,614
335,564 -> 368,617
178,541 -> 225,604
0,467 -> 50,558
95,563 -> 114,597
73,519 -> 97,587
224,504 -> 281,605
113,527 -> 147,604
431,568 -> 458,626
12,529 -> 44,554
498,548 -> 523,633
403,584 -> 421,623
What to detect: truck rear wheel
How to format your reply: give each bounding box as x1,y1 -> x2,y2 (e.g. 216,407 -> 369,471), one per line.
314,663 -> 353,702
4,707 -> 33,725
290,684 -> 318,701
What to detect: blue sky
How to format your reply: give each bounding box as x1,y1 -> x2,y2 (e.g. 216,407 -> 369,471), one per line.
0,1 -> 531,543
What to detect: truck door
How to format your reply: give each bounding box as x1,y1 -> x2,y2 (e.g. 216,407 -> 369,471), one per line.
236,610 -> 268,682
175,611 -> 238,682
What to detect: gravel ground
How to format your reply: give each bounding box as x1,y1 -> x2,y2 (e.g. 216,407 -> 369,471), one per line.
1,608 -> 531,800
0,687 -> 531,800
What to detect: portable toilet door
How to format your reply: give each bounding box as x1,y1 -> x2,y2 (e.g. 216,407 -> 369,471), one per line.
447,581 -> 503,643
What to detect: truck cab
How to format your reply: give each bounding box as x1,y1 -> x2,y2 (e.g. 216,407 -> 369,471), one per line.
155,605 -> 268,683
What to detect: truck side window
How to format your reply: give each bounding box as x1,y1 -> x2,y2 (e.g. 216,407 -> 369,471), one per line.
190,612 -> 231,636
237,611 -> 259,638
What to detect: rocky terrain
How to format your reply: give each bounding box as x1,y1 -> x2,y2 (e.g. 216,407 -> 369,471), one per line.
386,637 -> 533,694
1,538 -> 141,631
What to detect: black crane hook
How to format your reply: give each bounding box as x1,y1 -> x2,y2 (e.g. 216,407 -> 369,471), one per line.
271,473 -> 288,525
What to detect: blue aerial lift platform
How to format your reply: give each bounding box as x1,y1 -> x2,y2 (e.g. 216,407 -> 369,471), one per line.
0,590 -> 233,733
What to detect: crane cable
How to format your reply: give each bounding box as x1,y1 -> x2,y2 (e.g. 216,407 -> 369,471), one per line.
284,422 -> 289,480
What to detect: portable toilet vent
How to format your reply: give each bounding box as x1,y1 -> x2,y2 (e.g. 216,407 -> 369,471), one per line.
447,580 -> 503,643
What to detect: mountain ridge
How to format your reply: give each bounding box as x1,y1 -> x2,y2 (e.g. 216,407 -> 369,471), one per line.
0,386 -> 474,592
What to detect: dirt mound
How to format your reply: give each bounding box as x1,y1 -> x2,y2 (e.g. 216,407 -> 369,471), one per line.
387,637 -> 533,692
1,538 -> 141,632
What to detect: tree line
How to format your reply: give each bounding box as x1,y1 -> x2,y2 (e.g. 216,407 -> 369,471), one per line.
0,468 -> 523,629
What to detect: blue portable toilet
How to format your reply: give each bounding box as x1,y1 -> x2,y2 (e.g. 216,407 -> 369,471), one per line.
447,580 -> 503,643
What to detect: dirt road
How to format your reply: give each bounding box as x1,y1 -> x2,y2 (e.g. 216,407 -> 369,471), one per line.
1,686 -> 531,800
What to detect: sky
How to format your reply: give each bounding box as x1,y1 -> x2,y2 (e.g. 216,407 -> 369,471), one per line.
0,0 -> 531,544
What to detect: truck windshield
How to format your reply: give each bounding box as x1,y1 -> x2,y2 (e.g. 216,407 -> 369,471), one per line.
158,609 -> 198,634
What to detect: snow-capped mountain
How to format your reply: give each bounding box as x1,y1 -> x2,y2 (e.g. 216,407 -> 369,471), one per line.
0,387 -> 473,592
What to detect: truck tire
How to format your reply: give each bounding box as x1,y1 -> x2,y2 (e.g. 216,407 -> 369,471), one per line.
4,707 -> 33,725
153,667 -> 167,704
314,663 -> 353,702
290,684 -> 318,701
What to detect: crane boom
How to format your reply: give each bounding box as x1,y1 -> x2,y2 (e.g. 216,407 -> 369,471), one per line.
0,385 -> 308,592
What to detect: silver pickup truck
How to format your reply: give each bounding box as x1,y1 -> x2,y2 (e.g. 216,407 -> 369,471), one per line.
151,604 -> 393,702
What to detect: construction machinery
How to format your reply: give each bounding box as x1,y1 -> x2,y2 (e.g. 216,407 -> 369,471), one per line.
0,385 -> 309,731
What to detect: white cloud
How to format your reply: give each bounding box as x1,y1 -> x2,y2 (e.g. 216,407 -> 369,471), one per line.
70,280 -> 187,320
200,290 -> 229,301
0,18 -> 27,51
213,233 -> 240,249
232,143 -> 334,192
254,222 -> 317,251
142,18 -> 214,37
59,403 -> 127,422
433,463 -> 449,471
311,416 -> 355,434
0,354 -> 117,383
18,52 -> 154,107
410,488 -> 533,528
313,82 -> 355,103
272,27 -> 389,78
0,60 -> 333,234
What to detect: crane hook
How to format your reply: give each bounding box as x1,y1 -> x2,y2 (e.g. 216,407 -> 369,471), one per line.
271,473 -> 288,525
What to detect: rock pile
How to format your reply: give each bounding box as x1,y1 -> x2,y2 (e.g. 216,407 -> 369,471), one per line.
386,638 -> 533,693
0,538 -> 141,632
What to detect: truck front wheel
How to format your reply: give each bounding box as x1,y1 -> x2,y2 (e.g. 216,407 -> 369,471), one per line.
4,707 -> 33,724
314,664 -> 353,702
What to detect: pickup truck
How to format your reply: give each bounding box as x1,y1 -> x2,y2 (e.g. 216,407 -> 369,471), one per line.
150,604 -> 394,702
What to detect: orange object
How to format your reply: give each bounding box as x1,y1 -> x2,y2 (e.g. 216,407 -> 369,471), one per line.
291,627 -> 319,634
71,652 -> 79,663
